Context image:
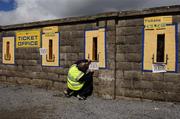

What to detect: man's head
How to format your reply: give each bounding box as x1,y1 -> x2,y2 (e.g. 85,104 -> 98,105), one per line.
78,62 -> 90,72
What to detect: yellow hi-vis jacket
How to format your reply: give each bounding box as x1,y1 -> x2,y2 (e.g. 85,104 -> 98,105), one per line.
67,64 -> 85,91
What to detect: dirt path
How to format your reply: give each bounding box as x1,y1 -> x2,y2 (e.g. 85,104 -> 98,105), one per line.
0,84 -> 180,119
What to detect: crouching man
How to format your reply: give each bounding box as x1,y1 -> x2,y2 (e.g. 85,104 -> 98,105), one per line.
64,59 -> 93,100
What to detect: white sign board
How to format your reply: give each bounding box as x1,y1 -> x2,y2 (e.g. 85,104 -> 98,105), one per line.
39,48 -> 47,55
89,62 -> 99,70
152,64 -> 166,73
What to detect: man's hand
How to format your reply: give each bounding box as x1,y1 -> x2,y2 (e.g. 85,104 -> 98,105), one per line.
87,59 -> 91,65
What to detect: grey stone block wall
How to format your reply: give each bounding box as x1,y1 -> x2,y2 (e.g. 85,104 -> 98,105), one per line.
0,27 -> 67,91
0,21 -> 117,99
115,16 -> 180,102
0,6 -> 180,101
115,18 -> 143,100
91,20 -> 116,99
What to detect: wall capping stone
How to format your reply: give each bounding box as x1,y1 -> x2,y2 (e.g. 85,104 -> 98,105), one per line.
0,5 -> 180,30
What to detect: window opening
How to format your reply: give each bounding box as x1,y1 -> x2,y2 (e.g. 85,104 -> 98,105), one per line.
46,39 -> 55,62
92,37 -> 98,61
49,39 -> 53,60
5,41 -> 11,60
156,34 -> 165,62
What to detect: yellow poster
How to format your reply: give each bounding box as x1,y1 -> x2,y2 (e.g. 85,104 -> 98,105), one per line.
85,28 -> 106,68
42,26 -> 59,66
43,26 -> 58,33
143,16 -> 176,72
16,29 -> 40,48
3,37 -> 15,64
144,16 -> 172,30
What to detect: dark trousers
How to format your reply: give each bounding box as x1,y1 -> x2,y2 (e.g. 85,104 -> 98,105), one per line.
67,72 -> 93,97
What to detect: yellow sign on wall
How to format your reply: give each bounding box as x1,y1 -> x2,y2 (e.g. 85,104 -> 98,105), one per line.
144,16 -> 172,30
43,26 -> 58,33
16,29 -> 40,48
2,37 -> 15,64
85,28 -> 106,68
143,16 -> 176,72
42,26 -> 59,66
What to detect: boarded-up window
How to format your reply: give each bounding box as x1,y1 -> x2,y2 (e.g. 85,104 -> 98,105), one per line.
85,28 -> 106,68
6,41 -> 11,60
48,39 -> 53,61
143,25 -> 177,72
42,26 -> 59,66
3,37 -> 15,64
156,34 -> 165,62
92,37 -> 98,61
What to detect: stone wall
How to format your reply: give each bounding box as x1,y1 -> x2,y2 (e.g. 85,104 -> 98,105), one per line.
0,20 -> 116,99
115,16 -> 180,101
115,18 -> 143,99
0,5 -> 180,101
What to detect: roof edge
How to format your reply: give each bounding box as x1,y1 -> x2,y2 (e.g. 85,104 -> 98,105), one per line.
1,5 -> 180,30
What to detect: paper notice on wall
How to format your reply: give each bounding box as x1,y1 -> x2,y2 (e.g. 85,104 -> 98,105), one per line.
39,48 -> 47,55
89,62 -> 99,70
152,64 -> 166,73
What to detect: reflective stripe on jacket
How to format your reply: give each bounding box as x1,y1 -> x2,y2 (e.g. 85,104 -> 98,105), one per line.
67,64 -> 85,91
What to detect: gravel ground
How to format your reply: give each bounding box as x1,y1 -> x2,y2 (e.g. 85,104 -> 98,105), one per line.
0,84 -> 180,119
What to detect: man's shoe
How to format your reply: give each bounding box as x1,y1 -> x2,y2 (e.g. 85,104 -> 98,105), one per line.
63,90 -> 70,97
77,95 -> 86,100
64,90 -> 74,97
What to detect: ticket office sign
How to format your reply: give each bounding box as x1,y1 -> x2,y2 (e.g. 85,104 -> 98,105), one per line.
16,29 -> 41,48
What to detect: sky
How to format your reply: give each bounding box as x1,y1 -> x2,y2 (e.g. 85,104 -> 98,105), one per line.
0,0 -> 180,25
